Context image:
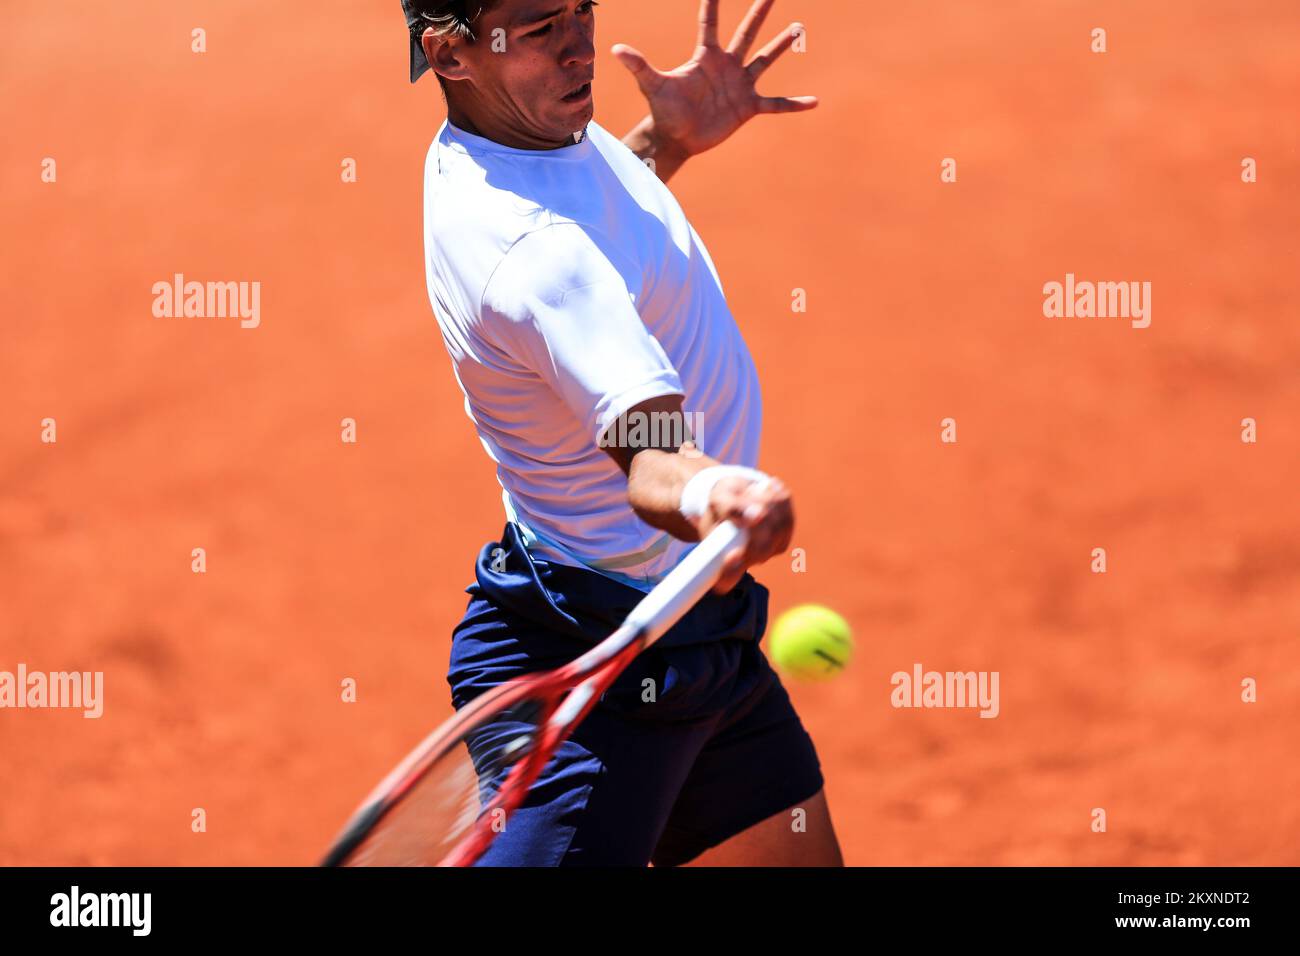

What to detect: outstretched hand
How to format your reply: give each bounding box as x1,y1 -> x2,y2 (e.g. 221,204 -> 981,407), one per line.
613,0 -> 818,162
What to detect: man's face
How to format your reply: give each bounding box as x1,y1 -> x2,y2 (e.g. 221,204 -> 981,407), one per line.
446,0 -> 599,147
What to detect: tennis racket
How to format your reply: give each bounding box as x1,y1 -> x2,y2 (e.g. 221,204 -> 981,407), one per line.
321,520 -> 749,867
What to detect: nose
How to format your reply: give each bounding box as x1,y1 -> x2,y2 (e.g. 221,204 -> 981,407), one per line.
559,19 -> 596,68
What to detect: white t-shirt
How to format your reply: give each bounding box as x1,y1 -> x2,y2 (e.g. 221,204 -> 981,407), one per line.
422,120 -> 762,588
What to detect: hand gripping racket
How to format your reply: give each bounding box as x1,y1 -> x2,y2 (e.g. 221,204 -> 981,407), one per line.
321,520 -> 748,867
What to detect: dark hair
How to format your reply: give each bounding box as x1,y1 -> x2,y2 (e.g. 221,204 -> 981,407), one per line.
411,1 -> 496,92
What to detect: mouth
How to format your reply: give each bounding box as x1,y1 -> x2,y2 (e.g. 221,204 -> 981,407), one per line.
561,81 -> 593,104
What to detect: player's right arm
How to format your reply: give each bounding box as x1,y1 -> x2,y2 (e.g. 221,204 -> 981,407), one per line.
482,223 -> 790,592
604,394 -> 794,594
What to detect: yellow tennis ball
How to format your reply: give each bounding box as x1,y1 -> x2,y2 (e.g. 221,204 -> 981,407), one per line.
768,604 -> 854,681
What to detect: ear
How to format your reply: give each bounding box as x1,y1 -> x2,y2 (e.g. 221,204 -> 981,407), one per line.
422,27 -> 472,82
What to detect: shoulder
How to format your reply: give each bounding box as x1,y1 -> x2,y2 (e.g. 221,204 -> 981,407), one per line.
424,131 -> 552,247
483,221 -> 632,317
583,122 -> 651,172
422,122 -> 645,322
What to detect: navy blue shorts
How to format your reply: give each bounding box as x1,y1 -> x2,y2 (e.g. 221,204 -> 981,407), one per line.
446,523 -> 825,867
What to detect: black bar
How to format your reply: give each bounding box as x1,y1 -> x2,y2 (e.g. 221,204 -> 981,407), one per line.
0,867 -> 1289,942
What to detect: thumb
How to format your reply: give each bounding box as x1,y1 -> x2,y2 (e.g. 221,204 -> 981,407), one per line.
611,43 -> 662,94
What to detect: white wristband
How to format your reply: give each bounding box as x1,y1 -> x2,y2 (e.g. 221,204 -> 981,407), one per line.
679,465 -> 771,520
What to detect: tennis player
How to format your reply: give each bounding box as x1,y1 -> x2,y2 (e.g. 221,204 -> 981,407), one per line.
403,0 -> 843,866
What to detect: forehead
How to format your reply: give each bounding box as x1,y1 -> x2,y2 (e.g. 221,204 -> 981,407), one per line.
488,0 -> 568,26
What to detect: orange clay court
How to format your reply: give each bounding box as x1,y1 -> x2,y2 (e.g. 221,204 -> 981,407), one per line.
1,0 -> 1297,865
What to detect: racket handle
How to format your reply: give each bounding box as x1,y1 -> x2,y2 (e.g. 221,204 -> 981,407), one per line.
625,520 -> 750,647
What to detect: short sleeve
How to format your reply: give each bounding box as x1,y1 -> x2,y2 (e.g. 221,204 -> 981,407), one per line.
480,223 -> 685,444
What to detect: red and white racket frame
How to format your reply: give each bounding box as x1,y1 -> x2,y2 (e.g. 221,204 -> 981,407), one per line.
322,520 -> 748,868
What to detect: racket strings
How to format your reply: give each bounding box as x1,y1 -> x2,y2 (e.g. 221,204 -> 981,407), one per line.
345,694 -> 555,866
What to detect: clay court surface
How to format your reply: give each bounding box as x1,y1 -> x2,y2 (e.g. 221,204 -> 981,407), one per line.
2,1 -> 1297,865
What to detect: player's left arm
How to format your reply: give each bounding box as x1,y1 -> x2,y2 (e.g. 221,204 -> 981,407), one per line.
618,0 -> 818,183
